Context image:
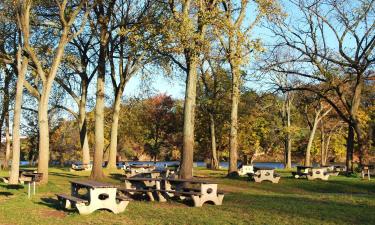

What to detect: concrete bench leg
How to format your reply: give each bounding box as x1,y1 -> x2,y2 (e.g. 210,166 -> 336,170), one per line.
58,198 -> 72,209
157,192 -> 167,202
191,195 -> 224,207
146,191 -> 155,201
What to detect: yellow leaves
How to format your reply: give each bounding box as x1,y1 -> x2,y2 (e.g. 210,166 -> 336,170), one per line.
255,0 -> 285,20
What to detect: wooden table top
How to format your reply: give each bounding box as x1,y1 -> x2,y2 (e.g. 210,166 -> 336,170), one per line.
124,177 -> 162,181
254,167 -> 275,171
165,178 -> 218,184
70,180 -> 117,188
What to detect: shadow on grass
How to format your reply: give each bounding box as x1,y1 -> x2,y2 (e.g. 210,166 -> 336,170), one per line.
109,173 -> 124,182
0,184 -> 24,190
49,172 -> 81,178
38,197 -> 62,210
0,191 -> 13,197
226,192 -> 375,225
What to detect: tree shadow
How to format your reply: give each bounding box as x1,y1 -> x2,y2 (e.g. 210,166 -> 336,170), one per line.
0,191 -> 13,197
109,173 -> 124,182
38,197 -> 63,211
226,192 -> 375,225
49,172 -> 81,178
0,184 -> 24,190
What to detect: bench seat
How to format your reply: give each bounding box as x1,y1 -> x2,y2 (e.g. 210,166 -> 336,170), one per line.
56,193 -> 88,204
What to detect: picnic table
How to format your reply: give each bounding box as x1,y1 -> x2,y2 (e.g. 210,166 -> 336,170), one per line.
361,165 -> 375,180
121,177 -> 162,201
124,165 -> 156,177
237,164 -> 254,176
250,167 -> 280,183
121,177 -> 224,207
56,180 -> 130,215
307,167 -> 329,180
21,172 -> 43,198
292,166 -> 312,179
160,178 -> 224,207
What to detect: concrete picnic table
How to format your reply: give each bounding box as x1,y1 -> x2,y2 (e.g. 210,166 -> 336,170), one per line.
122,177 -> 163,201
250,167 -> 280,183
121,177 -> 224,207
161,178 -> 224,207
57,180 -> 129,215
292,166 -> 313,179
361,165 -> 375,180
307,167 -> 330,180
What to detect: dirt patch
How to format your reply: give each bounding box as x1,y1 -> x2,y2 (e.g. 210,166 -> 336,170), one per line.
39,209 -> 66,218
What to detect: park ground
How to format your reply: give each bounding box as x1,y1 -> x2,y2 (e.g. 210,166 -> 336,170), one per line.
0,168 -> 374,225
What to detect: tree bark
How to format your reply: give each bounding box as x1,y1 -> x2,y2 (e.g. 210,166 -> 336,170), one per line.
180,56 -> 198,179
4,112 -> 11,169
37,92 -> 51,183
107,85 -> 125,169
320,121 -> 326,166
282,93 -> 292,169
305,112 -> 320,166
90,4 -> 108,179
9,54 -> 28,184
346,124 -> 355,173
209,113 -> 219,169
228,63 -> 240,175
78,82 -> 90,165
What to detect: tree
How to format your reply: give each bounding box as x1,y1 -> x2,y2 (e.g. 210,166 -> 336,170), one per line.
90,0 -> 116,180
215,0 -> 282,175
197,59 -> 231,169
141,94 -> 179,161
17,0 -> 90,183
154,0 -> 218,179
107,0 -> 152,169
296,93 -> 332,166
56,27 -> 98,166
265,0 -> 375,172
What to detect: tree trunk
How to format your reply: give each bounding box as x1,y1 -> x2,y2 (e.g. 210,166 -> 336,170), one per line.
37,91 -> 51,184
180,56 -> 198,179
0,70 -> 11,156
228,64 -> 240,175
305,112 -> 320,166
283,95 -> 292,169
320,121 -> 326,166
9,55 -> 28,184
209,113 -> 219,169
79,84 -> 90,165
107,86 -> 125,169
90,32 -> 107,180
4,112 -> 11,169
346,124 -> 355,173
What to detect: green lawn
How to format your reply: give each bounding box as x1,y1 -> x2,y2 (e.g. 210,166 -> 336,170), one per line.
0,167 -> 374,225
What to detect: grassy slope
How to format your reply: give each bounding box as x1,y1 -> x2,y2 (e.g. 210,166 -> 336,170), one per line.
0,168 -> 374,225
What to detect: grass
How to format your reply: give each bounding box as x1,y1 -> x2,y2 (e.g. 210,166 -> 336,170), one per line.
0,167 -> 374,225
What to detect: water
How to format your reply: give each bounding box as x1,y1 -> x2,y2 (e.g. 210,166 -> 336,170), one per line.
20,160 -> 299,169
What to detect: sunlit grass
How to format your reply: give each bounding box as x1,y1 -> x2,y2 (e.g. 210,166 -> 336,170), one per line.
0,167 -> 374,225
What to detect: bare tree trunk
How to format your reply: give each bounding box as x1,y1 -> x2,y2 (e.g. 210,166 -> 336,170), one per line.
37,92 -> 51,183
305,111 -> 320,166
320,121 -> 326,166
228,64 -> 240,175
346,124 -> 355,173
282,94 -> 292,169
4,112 -> 11,169
79,84 -> 90,165
209,113 -> 219,169
108,86 -> 125,169
9,53 -> 28,184
180,56 -> 198,179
